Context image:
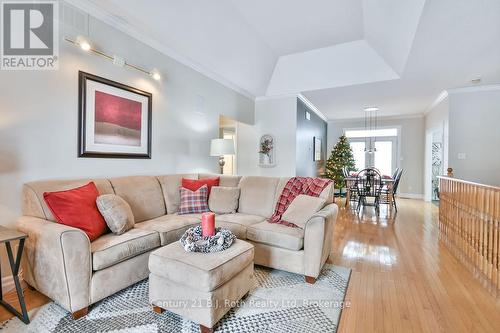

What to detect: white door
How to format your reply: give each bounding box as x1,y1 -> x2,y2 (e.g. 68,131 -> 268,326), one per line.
347,131 -> 398,176
373,139 -> 397,176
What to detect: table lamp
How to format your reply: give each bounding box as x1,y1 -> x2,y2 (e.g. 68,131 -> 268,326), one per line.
210,138 -> 235,174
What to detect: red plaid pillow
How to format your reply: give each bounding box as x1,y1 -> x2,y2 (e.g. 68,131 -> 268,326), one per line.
178,185 -> 210,215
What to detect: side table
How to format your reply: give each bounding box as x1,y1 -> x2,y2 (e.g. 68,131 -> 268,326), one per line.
0,226 -> 29,324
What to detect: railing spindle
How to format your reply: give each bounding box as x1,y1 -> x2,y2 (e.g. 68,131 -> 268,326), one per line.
438,176 -> 500,295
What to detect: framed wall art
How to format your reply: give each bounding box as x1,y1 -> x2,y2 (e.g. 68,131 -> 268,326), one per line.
314,136 -> 322,161
78,71 -> 152,158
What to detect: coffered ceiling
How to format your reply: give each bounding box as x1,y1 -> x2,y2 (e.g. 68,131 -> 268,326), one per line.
67,0 -> 500,119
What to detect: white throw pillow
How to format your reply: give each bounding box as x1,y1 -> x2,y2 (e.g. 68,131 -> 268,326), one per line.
281,194 -> 326,228
96,194 -> 135,235
209,186 -> 240,214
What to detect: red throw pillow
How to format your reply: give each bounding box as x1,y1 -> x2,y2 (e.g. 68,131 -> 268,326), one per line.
182,177 -> 220,196
178,185 -> 210,215
43,182 -> 107,241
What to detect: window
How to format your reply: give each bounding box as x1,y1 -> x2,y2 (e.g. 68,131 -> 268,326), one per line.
345,127 -> 399,176
350,141 -> 366,171
374,141 -> 393,176
345,128 -> 398,138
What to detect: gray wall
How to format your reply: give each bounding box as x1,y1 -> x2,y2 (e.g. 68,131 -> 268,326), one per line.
0,7 -> 254,228
448,89 -> 500,186
296,99 -> 327,177
328,116 -> 425,197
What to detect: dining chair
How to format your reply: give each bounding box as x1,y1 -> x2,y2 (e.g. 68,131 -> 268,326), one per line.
345,171 -> 359,208
380,168 -> 403,212
342,167 -> 350,178
355,168 -> 383,215
392,168 -> 400,180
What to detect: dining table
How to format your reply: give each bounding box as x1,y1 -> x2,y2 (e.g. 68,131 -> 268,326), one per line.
344,176 -> 396,208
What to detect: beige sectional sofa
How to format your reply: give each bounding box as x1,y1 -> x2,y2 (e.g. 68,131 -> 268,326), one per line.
16,174 -> 338,318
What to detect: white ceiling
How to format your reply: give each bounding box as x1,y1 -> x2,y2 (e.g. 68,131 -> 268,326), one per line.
230,0 -> 364,56
69,0 -> 500,119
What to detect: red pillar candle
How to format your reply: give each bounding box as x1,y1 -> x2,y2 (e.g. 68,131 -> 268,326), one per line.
201,212 -> 215,237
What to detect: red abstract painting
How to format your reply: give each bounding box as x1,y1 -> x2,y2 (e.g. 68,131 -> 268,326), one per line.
94,91 -> 142,146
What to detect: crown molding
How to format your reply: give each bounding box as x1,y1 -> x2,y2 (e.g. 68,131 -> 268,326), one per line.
446,83 -> 500,94
329,113 -> 424,122
424,90 -> 449,115
63,0 -> 256,100
297,94 -> 328,122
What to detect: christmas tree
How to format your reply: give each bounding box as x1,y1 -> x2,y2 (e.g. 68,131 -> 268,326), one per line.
325,135 -> 356,189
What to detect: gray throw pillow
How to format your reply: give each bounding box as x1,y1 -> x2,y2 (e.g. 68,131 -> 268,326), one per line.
281,194 -> 326,228
209,186 -> 240,214
96,194 -> 134,235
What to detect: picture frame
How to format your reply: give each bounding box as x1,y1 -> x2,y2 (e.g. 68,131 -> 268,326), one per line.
78,71 -> 152,158
314,137 -> 322,161
258,134 -> 276,168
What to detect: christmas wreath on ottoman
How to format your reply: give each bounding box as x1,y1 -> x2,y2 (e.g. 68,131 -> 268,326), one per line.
180,226 -> 236,253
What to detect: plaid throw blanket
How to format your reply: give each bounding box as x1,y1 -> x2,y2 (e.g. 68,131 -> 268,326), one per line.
268,177 -> 332,228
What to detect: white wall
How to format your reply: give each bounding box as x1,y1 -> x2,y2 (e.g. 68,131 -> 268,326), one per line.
0,12 -> 254,228
238,96 -> 298,176
328,116 -> 425,197
448,87 -> 500,186
236,121 -> 258,175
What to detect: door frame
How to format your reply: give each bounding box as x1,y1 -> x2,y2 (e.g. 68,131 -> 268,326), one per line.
343,126 -> 401,174
424,126 -> 444,202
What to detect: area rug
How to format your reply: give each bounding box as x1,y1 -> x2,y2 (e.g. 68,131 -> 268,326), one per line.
1,264 -> 351,333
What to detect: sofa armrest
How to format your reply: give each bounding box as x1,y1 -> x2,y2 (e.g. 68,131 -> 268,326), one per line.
16,216 -> 91,313
303,203 -> 339,278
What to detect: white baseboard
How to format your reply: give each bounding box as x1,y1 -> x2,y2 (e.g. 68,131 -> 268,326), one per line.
397,193 -> 424,200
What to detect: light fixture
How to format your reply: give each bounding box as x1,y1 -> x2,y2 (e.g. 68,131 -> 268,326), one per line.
210,138 -> 235,174
471,78 -> 481,84
150,71 -> 161,81
65,37 -> 162,81
364,107 -> 378,155
79,40 -> 91,51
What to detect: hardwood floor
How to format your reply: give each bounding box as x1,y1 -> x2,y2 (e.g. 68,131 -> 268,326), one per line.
1,199 -> 499,332
330,198 -> 500,333
0,285 -> 49,322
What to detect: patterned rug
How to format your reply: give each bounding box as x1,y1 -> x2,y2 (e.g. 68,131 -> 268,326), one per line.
1,265 -> 351,333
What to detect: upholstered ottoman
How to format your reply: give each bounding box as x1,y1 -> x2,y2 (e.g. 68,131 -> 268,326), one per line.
149,239 -> 254,333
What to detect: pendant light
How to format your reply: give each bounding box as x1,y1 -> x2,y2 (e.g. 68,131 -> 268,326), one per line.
364,107 -> 379,154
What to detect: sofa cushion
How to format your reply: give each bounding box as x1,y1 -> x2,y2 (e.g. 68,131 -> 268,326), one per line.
199,174 -> 241,187
149,240 -> 254,292
43,182 -> 107,241
96,194 -> 135,235
134,214 -> 200,245
281,194 -> 326,228
179,185 -> 210,215
319,182 -> 334,205
157,174 -> 198,214
91,228 -> 160,270
247,221 -> 304,251
23,179 -> 114,221
109,176 -> 166,223
214,221 -> 247,239
209,187 -> 240,214
216,213 -> 266,226
238,176 -> 280,218
272,177 -> 292,210
182,177 -> 219,196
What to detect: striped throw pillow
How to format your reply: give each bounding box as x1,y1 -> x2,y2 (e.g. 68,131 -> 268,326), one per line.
178,184 -> 210,215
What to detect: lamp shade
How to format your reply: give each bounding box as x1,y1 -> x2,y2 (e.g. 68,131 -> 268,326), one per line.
210,139 -> 235,156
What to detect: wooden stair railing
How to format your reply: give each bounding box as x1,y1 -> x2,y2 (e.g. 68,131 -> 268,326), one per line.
438,175 -> 500,294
